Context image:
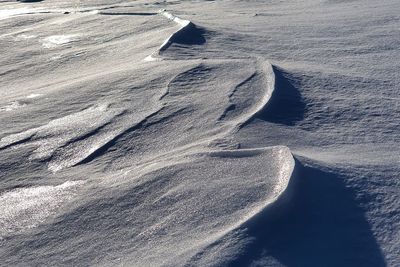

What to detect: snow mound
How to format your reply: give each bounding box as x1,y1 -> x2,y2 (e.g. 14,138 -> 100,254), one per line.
0,146 -> 295,266
146,10 -> 206,61
0,104 -> 126,172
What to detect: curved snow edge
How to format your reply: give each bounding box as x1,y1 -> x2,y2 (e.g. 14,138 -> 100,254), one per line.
185,145 -> 296,264
239,152 -> 299,229
224,146 -> 295,231
238,60 -> 276,128
145,10 -> 196,61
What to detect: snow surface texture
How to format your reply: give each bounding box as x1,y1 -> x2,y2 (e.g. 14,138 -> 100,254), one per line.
0,0 -> 399,266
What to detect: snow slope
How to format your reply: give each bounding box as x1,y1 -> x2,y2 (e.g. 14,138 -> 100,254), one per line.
0,0 -> 399,266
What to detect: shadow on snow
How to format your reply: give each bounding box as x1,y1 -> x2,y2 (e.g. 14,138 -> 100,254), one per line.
226,158 -> 386,267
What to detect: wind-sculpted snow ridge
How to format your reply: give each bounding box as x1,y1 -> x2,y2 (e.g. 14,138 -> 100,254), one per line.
243,62 -> 276,124
0,104 -> 164,172
218,60 -> 276,131
170,146 -> 296,267
185,150 -> 297,267
1,0 -> 398,265
0,146 -> 295,266
0,5 -> 296,265
145,10 -> 206,61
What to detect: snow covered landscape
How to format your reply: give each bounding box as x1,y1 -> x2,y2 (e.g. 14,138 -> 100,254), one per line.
0,0 -> 399,266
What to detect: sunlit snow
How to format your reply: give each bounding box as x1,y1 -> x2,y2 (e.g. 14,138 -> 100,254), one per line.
0,0 -> 398,266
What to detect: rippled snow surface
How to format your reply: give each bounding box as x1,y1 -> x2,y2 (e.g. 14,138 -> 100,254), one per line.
0,0 -> 398,266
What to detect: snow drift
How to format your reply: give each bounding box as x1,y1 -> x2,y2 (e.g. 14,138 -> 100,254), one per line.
0,0 -> 397,266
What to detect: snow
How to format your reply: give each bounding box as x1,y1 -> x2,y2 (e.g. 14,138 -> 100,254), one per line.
0,0 -> 399,266
0,7 -> 41,20
42,34 -> 79,48
0,180 -> 84,239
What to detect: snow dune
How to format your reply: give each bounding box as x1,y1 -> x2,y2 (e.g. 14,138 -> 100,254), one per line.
0,0 -> 397,266
146,10 -> 206,61
0,104 -> 125,171
1,146 -> 295,266
0,6 -> 296,263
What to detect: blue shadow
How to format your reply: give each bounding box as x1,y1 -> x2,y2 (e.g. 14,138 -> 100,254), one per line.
226,158 -> 386,267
